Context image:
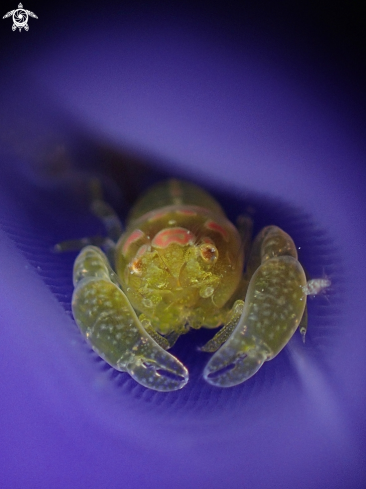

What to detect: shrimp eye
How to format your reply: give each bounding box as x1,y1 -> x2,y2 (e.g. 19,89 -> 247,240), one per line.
199,243 -> 218,263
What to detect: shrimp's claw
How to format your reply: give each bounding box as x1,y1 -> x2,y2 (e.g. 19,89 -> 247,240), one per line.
127,355 -> 188,391
204,254 -> 307,388
72,246 -> 188,392
203,345 -> 267,387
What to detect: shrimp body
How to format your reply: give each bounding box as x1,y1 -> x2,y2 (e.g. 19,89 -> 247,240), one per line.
65,179 -> 330,391
116,180 -> 243,336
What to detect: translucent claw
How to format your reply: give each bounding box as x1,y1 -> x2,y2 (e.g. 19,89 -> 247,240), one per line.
204,255 -> 307,387
72,246 -> 188,392
127,354 -> 188,392
203,344 -> 267,387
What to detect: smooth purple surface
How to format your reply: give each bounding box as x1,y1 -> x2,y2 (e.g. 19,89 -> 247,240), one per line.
1,4 -> 365,489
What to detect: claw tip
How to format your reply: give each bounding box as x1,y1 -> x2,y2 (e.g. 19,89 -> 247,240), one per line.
203,349 -> 267,388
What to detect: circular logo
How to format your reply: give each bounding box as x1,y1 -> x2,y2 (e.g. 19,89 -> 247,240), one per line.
13,8 -> 28,28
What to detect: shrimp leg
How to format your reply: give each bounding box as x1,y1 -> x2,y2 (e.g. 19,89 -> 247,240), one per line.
55,179 -> 122,263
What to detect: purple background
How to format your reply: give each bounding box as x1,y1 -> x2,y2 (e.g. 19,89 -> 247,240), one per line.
1,2 -> 365,488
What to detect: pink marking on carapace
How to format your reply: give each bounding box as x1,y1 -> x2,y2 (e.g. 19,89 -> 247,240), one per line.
204,220 -> 229,242
122,229 -> 145,256
148,209 -> 171,222
176,209 -> 197,216
152,227 -> 195,249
